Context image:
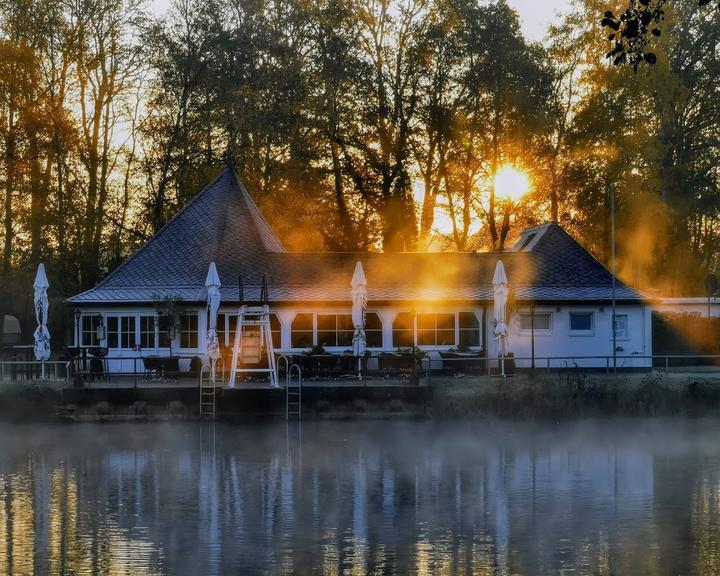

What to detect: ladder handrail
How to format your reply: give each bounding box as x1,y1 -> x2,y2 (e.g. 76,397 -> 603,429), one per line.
286,363 -> 302,420
199,363 -> 215,419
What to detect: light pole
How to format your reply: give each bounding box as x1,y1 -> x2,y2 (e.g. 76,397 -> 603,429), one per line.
610,183 -> 617,374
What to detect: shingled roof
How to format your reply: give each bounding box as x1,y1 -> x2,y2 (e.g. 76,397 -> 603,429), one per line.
68,168 -> 643,305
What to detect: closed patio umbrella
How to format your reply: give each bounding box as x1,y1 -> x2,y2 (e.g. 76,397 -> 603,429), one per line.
33,263 -> 51,366
351,261 -> 367,379
205,262 -> 221,383
493,260 -> 509,377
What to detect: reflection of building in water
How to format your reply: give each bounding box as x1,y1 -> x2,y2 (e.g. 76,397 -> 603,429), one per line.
1,423 -> 720,575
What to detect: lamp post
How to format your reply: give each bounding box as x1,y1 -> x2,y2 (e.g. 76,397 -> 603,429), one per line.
74,308 -> 81,348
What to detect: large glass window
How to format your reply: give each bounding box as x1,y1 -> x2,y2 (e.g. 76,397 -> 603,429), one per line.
417,313 -> 455,346
218,312 -> 281,348
459,312 -> 480,347
81,315 -> 102,347
569,312 -> 594,334
158,316 -> 172,348
180,314 -> 198,348
392,312 -> 414,347
317,314 -> 354,347
269,314 -> 281,349
107,316 -> 136,349
291,313 -> 314,348
365,313 -> 383,348
121,317 -> 136,349
140,316 -> 156,349
107,317 -> 118,348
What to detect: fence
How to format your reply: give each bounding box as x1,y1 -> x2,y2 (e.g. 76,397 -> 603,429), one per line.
0,361 -> 72,385
425,353 -> 720,378
1,354 -> 719,390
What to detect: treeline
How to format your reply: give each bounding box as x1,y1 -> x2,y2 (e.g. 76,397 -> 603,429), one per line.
0,0 -> 718,309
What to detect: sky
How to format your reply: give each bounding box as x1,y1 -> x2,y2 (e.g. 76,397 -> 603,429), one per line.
149,0 -> 572,44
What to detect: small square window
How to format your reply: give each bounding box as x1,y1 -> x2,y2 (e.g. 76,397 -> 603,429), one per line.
613,314 -> 629,340
569,312 -> 594,333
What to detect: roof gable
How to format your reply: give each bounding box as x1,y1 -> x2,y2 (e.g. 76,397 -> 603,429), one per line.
83,167 -> 284,293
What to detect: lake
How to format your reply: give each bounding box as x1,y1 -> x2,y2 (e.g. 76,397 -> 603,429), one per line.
1,419 -> 719,575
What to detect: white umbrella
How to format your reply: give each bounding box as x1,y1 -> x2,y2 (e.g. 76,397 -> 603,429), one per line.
493,260 -> 509,376
33,263 -> 51,363
205,262 -> 221,382
351,261 -> 367,378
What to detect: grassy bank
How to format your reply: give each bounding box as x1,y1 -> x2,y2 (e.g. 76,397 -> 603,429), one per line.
431,371 -> 720,418
0,381 -> 64,421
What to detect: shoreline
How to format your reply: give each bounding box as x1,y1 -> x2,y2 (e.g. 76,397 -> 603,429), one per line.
2,371 -> 720,421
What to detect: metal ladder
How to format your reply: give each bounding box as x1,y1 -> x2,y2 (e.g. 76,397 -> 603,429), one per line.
199,364 -> 216,419
228,304 -> 278,388
286,363 -> 302,420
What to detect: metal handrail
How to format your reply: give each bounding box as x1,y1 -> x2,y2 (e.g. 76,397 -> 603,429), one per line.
0,360 -> 73,385
426,353 -> 720,375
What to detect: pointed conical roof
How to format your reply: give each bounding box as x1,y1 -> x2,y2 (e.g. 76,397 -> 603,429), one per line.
70,167 -> 285,302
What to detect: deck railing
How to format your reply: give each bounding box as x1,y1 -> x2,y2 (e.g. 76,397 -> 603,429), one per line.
1,353 -> 719,389
0,361 -> 72,385
425,354 -> 720,377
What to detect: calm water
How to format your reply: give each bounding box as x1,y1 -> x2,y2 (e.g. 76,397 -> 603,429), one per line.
1,419 -> 720,575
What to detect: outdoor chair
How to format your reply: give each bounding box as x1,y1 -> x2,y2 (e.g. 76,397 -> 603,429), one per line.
88,347 -> 109,382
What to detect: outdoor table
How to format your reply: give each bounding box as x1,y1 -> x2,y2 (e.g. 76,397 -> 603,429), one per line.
143,356 -> 181,382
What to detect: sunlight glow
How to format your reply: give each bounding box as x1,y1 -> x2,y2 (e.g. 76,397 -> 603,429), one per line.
494,165 -> 531,203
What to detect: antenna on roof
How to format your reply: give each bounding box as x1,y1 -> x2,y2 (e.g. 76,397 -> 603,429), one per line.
238,275 -> 244,306
260,273 -> 269,305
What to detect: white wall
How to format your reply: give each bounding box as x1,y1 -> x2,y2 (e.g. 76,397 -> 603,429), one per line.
75,302 -> 653,374
654,297 -> 720,318
490,304 -> 652,370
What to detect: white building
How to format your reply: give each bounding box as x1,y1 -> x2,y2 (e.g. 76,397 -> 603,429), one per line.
67,167 -> 652,375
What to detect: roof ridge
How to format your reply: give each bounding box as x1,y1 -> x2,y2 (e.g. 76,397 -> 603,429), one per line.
230,170 -> 286,252
534,223 -> 631,289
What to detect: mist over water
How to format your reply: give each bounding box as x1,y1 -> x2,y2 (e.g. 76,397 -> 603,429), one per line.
0,419 -> 719,575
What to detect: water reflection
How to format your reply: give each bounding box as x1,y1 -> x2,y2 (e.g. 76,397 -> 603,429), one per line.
0,419 -> 720,575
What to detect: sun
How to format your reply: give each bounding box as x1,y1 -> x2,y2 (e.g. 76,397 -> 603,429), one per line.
494,165 -> 531,203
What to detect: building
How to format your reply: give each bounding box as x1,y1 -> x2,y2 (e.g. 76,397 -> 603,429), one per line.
68,167 -> 651,374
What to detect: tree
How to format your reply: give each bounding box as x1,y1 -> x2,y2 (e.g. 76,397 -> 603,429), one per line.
601,0 -> 719,71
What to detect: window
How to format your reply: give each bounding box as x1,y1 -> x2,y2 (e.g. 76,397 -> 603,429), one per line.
180,314 -> 198,348
417,313 -> 455,346
107,316 -> 136,349
107,317 -> 118,348
392,312 -> 414,347
519,232 -> 536,251
317,314 -> 354,347
218,312 -> 280,348
459,312 -> 480,347
519,312 -> 552,333
569,312 -> 594,334
81,315 -> 102,347
156,316 -> 173,348
140,316 -> 156,349
121,317 -> 136,349
291,313 -> 313,348
365,313 -> 383,348
269,314 -> 281,349
613,314 -> 629,340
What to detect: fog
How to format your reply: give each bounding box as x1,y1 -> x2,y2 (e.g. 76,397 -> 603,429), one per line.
1,420 -> 720,575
